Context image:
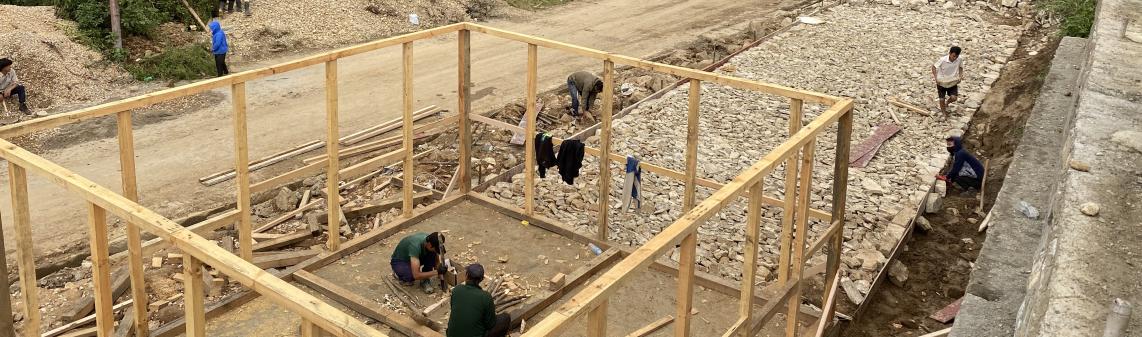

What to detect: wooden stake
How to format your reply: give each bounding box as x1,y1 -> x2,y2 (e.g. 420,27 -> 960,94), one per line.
675,233 -> 696,337
976,159 -> 991,214
597,59 -> 614,241
6,163 -> 39,337
232,82 -> 253,261
115,110 -> 149,337
524,44 -> 538,216
324,60 -> 342,251
182,255 -> 206,337
683,80 -> 700,211
402,41 -> 415,218
457,29 -> 472,194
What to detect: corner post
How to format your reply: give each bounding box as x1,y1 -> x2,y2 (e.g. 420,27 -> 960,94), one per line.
231,83 -> 253,261
402,41 -> 416,217
676,231 -> 697,337
597,60 -> 615,240
6,163 -> 39,336
457,29 -> 473,194
824,105 -> 853,325
115,110 -> 150,336
786,138 -> 817,337
86,203 -> 113,337
182,255 -> 206,337
524,44 -> 538,215
325,60 -> 342,250
739,181 -> 764,335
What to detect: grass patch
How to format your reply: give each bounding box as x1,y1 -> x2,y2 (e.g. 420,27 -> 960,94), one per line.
503,0 -> 571,9
124,44 -> 215,81
1047,0 -> 1095,37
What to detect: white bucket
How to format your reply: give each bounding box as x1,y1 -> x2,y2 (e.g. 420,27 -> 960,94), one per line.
409,13 -> 420,25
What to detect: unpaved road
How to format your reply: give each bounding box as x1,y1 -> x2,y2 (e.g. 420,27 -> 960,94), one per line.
0,0 -> 795,260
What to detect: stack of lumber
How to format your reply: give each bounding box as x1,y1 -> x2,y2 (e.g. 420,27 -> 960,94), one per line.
485,276 -> 529,313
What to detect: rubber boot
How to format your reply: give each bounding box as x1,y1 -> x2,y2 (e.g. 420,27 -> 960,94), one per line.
18,103 -> 29,114
244,1 -> 251,16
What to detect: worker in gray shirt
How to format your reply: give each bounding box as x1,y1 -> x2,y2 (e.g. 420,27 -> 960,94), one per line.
0,58 -> 29,114
567,71 -> 603,117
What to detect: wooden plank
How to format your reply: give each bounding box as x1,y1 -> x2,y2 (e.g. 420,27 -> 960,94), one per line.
232,82 -> 253,262
683,79 -> 700,210
110,210 -> 239,261
0,139 -> 386,337
523,44 -> 538,216
508,249 -> 621,327
823,108 -> 854,322
250,159 -> 325,195
748,281 -> 802,336
148,291 -> 257,337
918,328 -> 952,337
597,60 -> 614,241
86,204 -> 114,337
308,192 -> 432,224
57,327 -> 97,337
586,299 -> 607,337
200,140 -> 324,185
737,182 -> 763,337
778,98 -> 804,288
929,298 -> 963,323
253,250 -> 320,269
299,320 -> 320,337
623,316 -> 673,337
308,115 -> 452,165
457,29 -> 472,194
889,98 -> 931,116
253,199 -> 323,233
324,59 -> 342,251
63,268 -> 131,323
43,300 -> 134,337
251,230 -> 315,252
7,163 -> 40,337
675,232 -> 696,337
805,219 -> 843,259
337,106 -> 439,146
112,307 -> 134,337
294,271 -> 444,337
721,316 -> 749,337
812,272 -> 842,337
402,41 -> 415,218
182,255 -> 206,337
114,110 -> 148,337
786,138 -> 817,337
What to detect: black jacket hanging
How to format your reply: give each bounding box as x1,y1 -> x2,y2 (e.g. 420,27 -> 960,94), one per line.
556,139 -> 585,185
535,133 -> 556,178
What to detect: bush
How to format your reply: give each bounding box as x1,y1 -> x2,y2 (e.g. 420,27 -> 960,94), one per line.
124,44 -> 215,81
1047,0 -> 1095,37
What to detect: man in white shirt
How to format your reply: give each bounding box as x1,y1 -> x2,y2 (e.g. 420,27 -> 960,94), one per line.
0,58 -> 29,114
931,46 -> 963,116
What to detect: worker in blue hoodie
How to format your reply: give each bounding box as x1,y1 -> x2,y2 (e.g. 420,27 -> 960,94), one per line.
937,135 -> 985,193
209,19 -> 230,77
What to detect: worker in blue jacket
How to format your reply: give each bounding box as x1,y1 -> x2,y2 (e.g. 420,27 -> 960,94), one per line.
937,136 -> 985,193
209,19 -> 230,77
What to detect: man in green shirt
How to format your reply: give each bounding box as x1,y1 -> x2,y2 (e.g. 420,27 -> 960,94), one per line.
448,263 -> 510,337
390,232 -> 446,293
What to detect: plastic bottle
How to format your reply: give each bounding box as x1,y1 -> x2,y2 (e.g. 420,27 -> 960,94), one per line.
587,243 -> 602,256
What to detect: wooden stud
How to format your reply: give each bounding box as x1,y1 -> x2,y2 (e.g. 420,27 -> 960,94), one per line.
457,29 -> 472,194
597,60 -> 614,240
778,98 -> 803,288
86,203 -> 114,337
6,163 -> 39,337
0,209 -> 14,337
402,41 -> 415,218
786,138 -> 817,337
324,60 -> 342,251
675,232 -> 696,337
181,255 -> 206,337
587,299 -> 607,337
231,82 -> 254,261
623,315 -> 674,337
738,181 -> 764,336
115,110 -> 149,337
300,320 -> 320,337
683,79 -> 700,211
523,44 -> 538,216
823,107 -> 854,325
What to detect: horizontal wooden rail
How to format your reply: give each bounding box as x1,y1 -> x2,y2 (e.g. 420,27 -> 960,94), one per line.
468,114 -> 834,221
0,140 -> 385,337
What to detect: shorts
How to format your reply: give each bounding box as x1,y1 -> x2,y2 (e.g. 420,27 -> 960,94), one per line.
937,85 -> 959,99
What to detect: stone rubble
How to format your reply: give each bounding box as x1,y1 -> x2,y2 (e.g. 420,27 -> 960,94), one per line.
486,4 -> 1022,288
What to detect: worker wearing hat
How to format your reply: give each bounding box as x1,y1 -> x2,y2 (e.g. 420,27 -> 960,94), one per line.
448,263 -> 510,337
390,231 -> 446,293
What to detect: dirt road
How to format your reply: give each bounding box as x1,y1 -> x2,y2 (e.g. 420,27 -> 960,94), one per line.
0,0 -> 794,260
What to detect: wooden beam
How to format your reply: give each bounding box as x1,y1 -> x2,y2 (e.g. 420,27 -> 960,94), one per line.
324,59 -> 342,251
523,44 -> 538,216
112,307 -> 135,337
148,291 -> 257,337
683,79 -> 700,210
308,192 -> 432,224
63,268 -> 131,323
252,250 -> 321,269
58,327 -> 97,337
250,159 -> 324,195
587,299 -> 607,337
293,271 -> 444,337
251,230 -> 315,252
823,107 -> 854,324
0,207 -> 14,337
43,300 -> 134,337
300,320 -> 321,337
402,41 -> 415,218
805,219 -> 843,259
114,110 -> 149,337
623,316 -> 673,337
336,147 -> 405,181
86,204 -> 114,337
737,182 -> 763,337
457,29 -> 472,194
916,328 -> 951,337
508,248 -> 621,327
182,255 -> 206,337
110,209 -> 239,261
778,98 -> 804,289
232,82 -> 254,262
786,138 -> 816,337
812,272 -> 842,337
253,199 -> 323,233
7,163 -> 40,337
597,60 -> 614,241
201,140 -> 324,186
675,232 -> 696,337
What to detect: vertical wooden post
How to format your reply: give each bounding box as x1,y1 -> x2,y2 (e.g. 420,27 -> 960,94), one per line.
785,138 -> 816,337
738,181 -> 764,335
6,163 -> 39,337
777,98 -> 804,287
232,83 -> 253,261
586,300 -> 608,337
0,213 -> 14,337
324,60 -> 342,251
675,232 -> 696,337
683,80 -> 700,211
823,107 -> 853,324
596,60 -> 614,241
182,255 -> 206,337
115,111 -> 149,337
523,44 -> 538,216
457,29 -> 472,194
401,41 -> 415,218
300,320 -> 322,337
86,204 -> 114,337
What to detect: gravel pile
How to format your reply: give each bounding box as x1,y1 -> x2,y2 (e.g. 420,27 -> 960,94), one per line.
485,3 -> 1023,288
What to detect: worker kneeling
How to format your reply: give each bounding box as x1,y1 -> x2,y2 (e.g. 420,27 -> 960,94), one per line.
390,232 -> 446,293
448,263 -> 511,337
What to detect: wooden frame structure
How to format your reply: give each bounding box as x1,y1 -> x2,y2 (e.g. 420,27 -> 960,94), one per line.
0,22 -> 852,337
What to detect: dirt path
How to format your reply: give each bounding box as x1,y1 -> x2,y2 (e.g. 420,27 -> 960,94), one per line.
0,0 -> 795,263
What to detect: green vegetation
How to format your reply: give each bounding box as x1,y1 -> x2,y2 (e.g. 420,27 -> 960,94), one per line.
124,44 -> 215,81
1047,0 -> 1096,37
503,0 -> 572,9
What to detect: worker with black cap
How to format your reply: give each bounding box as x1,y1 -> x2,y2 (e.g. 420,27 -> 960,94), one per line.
390,231 -> 446,293
447,263 -> 510,337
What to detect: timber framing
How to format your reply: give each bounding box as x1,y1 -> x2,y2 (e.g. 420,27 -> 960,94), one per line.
0,23 -> 852,337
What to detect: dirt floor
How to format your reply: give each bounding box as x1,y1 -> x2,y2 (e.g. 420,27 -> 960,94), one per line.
841,24 -> 1062,337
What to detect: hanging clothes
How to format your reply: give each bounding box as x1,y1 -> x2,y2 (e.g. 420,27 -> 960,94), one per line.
535,132 -> 556,178
555,139 -> 585,185
620,156 -> 642,213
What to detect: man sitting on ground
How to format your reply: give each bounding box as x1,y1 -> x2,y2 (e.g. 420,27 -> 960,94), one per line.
447,263 -> 510,337
0,58 -> 30,114
937,135 -> 985,194
390,231 -> 446,293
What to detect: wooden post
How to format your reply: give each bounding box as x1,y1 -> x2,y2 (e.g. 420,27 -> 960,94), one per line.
457,29 -> 472,194
402,41 -> 415,218
675,232 -> 696,337
777,98 -> 804,287
0,211 -> 14,337
823,107 -> 853,324
86,203 -> 114,337
232,83 -> 253,261
182,255 -> 206,337
587,299 -> 608,337
786,138 -> 816,337
597,60 -> 614,241
738,181 -> 764,336
523,43 -> 538,216
683,80 -> 700,211
115,110 -> 149,337
109,0 -> 123,51
6,163 -> 39,336
300,320 -> 322,337
324,60 -> 342,250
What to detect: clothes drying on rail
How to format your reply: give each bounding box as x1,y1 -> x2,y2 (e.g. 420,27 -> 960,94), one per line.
555,139 -> 585,185
535,132 -> 556,178
620,155 -> 642,213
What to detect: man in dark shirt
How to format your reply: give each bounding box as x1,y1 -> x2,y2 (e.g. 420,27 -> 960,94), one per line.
390,232 -> 445,293
937,136 -> 985,193
447,263 -> 510,337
